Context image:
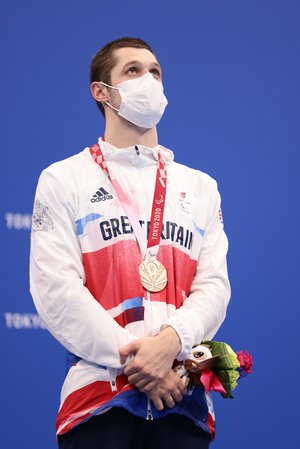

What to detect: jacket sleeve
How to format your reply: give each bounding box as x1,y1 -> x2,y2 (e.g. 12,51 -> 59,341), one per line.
162,179 -> 231,360
30,167 -> 136,368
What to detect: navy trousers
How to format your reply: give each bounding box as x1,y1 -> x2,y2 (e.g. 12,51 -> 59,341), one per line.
58,407 -> 211,449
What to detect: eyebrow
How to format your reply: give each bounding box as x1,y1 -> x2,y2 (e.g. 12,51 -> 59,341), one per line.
121,60 -> 162,71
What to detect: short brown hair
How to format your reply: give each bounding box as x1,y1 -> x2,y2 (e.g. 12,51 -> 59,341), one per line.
90,37 -> 155,116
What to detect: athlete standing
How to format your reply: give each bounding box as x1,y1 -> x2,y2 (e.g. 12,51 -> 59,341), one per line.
30,37 -> 230,449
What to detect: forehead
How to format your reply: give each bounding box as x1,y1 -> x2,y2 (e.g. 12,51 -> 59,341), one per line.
112,47 -> 160,69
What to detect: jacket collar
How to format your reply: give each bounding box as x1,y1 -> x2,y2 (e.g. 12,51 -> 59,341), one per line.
98,137 -> 174,166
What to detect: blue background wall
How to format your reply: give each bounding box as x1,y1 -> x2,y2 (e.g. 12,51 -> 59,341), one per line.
1,1 -> 299,448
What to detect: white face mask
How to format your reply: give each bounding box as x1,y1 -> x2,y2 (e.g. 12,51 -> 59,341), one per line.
101,72 -> 168,129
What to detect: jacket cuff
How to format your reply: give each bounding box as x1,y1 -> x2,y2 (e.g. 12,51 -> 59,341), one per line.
161,317 -> 204,361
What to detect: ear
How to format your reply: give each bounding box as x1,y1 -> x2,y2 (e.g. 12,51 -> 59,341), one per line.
90,81 -> 109,103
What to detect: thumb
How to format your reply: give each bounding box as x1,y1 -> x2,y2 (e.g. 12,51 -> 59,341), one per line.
119,340 -> 139,364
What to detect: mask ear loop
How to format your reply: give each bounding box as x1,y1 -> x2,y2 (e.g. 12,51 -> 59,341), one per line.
99,81 -> 120,112
106,102 -> 119,112
100,81 -> 119,90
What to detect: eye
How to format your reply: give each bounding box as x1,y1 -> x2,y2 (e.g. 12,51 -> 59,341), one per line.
127,66 -> 138,75
193,351 -> 205,359
150,68 -> 161,78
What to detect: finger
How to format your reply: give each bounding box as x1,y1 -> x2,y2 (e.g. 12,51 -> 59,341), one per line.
133,377 -> 151,390
126,371 -> 145,384
139,381 -> 157,394
124,366 -> 138,377
171,371 -> 187,393
177,381 -> 187,395
125,363 -> 159,380
152,397 -> 164,411
127,368 -> 157,384
124,361 -> 146,377
168,388 -> 182,403
162,394 -> 175,408
119,340 -> 139,364
139,381 -> 157,395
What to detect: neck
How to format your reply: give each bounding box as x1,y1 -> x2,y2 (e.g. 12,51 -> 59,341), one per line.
104,117 -> 158,149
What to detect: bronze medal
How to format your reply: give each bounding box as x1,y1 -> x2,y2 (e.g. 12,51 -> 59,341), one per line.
139,258 -> 167,292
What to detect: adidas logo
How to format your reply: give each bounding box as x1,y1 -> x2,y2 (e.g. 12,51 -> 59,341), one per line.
91,187 -> 113,202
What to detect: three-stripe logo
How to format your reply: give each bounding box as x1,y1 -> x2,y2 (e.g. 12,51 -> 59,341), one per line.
91,187 -> 113,202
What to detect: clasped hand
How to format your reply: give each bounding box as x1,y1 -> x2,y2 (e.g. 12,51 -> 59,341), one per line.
119,327 -> 187,410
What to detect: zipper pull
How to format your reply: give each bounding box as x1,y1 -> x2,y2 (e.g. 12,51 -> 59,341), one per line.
110,378 -> 117,391
108,368 -> 118,391
146,398 -> 153,420
135,145 -> 140,155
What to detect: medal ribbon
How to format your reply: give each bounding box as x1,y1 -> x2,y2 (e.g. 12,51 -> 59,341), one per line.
89,139 -> 167,259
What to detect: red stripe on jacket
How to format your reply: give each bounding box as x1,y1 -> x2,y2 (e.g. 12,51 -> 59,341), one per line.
56,375 -> 134,435
83,241 -> 197,312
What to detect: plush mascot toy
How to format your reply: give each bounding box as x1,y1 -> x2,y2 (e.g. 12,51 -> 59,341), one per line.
174,341 -> 252,398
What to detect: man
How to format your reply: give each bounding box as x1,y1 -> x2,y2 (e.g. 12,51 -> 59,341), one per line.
30,37 -> 230,449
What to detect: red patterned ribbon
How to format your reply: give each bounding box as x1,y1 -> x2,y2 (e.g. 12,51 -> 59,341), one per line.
89,139 -> 167,257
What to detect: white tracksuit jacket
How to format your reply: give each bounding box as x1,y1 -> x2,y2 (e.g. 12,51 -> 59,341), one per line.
30,138 -> 230,437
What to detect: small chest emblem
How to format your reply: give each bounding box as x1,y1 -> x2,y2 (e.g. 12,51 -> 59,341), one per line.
91,187 -> 113,203
179,192 -> 191,214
